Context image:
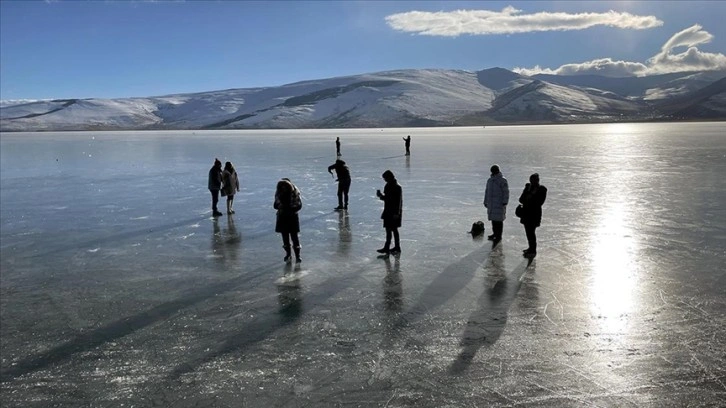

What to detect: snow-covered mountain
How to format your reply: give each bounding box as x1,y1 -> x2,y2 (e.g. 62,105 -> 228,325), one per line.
1,68 -> 724,131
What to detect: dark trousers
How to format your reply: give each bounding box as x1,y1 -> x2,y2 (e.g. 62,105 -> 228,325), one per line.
210,189 -> 220,212
385,227 -> 400,249
337,179 -> 351,207
492,221 -> 503,239
524,223 -> 537,252
282,233 -> 301,259
281,232 -> 300,249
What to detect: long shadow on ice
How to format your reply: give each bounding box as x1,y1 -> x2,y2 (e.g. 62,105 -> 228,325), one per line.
0,261 -> 280,383
448,257 -> 534,375
166,259 -> 374,380
26,216 -> 209,258
27,211 -> 334,259
380,244 -> 492,348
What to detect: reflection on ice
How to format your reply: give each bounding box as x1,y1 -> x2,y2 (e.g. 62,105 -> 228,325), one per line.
1,123 -> 725,406
590,201 -> 638,335
382,255 -> 403,313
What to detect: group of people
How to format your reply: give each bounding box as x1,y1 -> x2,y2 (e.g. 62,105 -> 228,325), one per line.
327,155 -> 402,254
207,159 -> 240,217
483,165 -> 548,258
207,140 -> 547,264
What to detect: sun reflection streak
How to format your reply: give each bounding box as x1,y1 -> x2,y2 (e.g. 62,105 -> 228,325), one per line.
605,123 -> 638,136
589,202 -> 638,335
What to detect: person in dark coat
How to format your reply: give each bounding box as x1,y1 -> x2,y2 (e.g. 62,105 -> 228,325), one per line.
336,137 -> 341,156
483,164 -> 509,242
274,178 -> 303,263
208,158 -> 223,217
222,161 -> 240,214
403,135 -> 411,156
376,170 -> 402,254
518,173 -> 547,258
328,159 -> 351,210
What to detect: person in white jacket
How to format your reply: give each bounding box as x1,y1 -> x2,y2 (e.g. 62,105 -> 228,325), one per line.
483,164 -> 509,243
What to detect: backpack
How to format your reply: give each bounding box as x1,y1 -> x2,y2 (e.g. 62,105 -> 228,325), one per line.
469,221 -> 485,237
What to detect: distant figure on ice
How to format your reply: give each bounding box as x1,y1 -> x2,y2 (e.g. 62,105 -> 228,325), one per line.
327,159 -> 351,210
403,135 -> 411,156
208,158 -> 223,217
222,161 -> 240,215
376,170 -> 402,254
336,137 -> 341,156
483,164 -> 509,243
518,173 -> 547,258
274,178 -> 303,263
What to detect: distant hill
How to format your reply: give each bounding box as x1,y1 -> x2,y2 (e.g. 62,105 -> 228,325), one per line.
1,68 -> 725,131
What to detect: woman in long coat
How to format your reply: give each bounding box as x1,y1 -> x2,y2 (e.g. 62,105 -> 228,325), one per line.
483,165 -> 509,242
518,173 -> 547,258
376,170 -> 402,254
222,161 -> 240,214
274,178 -> 303,263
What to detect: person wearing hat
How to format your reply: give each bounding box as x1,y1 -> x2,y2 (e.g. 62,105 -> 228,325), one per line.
208,158 -> 224,217
483,164 -> 509,243
328,159 -> 351,210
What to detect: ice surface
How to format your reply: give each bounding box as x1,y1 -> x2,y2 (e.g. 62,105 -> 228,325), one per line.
1,123 -> 725,406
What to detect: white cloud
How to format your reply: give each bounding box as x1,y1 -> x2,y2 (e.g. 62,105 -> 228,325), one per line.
513,25 -> 726,77
515,58 -> 650,77
646,25 -> 726,74
385,6 -> 663,37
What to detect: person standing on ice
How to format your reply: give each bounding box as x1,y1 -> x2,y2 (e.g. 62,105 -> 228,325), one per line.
403,135 -> 411,156
274,178 -> 303,263
483,164 -> 509,243
327,159 -> 351,210
376,170 -> 402,255
336,137 -> 341,156
222,161 -> 240,215
208,158 -> 224,217
518,173 -> 547,258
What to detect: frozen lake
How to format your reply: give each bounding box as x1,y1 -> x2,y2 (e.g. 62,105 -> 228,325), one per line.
1,123 -> 725,407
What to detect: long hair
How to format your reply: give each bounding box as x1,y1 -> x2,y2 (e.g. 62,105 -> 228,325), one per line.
224,161 -> 235,174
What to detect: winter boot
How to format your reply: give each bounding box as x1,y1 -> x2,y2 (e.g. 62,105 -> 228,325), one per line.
294,246 -> 302,263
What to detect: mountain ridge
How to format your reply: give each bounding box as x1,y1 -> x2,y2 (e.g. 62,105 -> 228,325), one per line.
1,67 -> 724,131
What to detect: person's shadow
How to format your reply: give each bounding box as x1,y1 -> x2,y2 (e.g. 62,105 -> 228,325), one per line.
380,245 -> 490,347
449,250 -> 532,374
383,254 -> 403,313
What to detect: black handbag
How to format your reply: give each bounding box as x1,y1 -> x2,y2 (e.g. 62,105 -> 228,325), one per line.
515,204 -> 523,218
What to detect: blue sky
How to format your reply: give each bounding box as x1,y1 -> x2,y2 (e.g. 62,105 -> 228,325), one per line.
1,1 -> 725,100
